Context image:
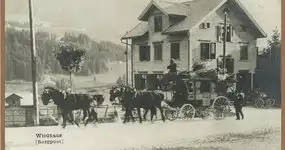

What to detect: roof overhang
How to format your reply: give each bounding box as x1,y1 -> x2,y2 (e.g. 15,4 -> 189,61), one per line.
121,22 -> 149,39
232,0 -> 267,38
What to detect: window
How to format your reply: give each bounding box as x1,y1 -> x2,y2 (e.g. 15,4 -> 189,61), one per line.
170,43 -> 180,60
139,45 -> 150,61
186,82 -> 194,93
200,42 -> 216,60
153,43 -> 163,61
217,25 -> 233,42
154,16 -> 163,32
200,22 -> 211,29
135,74 -> 146,90
240,44 -> 248,60
207,23 -> 211,28
240,25 -> 246,32
200,81 -> 211,93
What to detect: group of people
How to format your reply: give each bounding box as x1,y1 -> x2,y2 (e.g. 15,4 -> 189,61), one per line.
166,58 -> 244,120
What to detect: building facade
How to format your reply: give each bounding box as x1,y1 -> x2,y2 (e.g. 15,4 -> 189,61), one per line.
122,0 -> 266,91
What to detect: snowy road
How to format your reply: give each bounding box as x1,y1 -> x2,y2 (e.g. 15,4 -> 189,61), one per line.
5,107 -> 281,150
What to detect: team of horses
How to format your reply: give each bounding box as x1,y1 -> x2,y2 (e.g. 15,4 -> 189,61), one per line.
41,84 -> 171,128
41,87 -> 99,128
40,74 -> 191,128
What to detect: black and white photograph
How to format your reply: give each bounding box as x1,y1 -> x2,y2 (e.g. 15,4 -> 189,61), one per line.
4,0 -> 281,149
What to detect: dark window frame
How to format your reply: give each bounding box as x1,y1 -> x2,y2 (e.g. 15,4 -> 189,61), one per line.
170,42 -> 180,60
240,44 -> 249,60
200,42 -> 216,60
153,43 -> 163,61
154,15 -> 163,32
139,45 -> 150,61
206,23 -> 211,28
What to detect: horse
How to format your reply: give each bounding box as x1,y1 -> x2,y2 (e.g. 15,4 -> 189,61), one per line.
41,87 -> 98,128
121,86 -> 165,124
109,85 -> 158,122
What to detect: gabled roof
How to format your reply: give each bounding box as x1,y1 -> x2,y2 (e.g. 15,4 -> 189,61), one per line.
5,92 -> 33,106
164,0 -> 226,33
138,0 -> 190,21
5,93 -> 22,100
122,22 -> 148,39
230,0 -> 266,38
123,0 -> 267,39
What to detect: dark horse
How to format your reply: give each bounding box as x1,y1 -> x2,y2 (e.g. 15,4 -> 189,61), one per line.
41,87 -> 98,128
109,85 -> 158,122
120,86 -> 166,123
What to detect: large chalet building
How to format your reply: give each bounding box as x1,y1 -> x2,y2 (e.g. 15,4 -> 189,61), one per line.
121,0 -> 266,91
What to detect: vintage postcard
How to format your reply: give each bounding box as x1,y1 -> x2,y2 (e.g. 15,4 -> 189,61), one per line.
2,0 -> 283,150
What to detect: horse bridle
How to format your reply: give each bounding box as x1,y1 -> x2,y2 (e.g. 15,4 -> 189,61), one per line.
43,88 -> 56,104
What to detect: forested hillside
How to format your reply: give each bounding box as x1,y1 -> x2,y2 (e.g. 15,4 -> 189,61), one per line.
5,24 -> 126,81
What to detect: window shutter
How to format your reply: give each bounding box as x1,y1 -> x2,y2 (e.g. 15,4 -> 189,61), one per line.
210,43 -> 216,59
216,26 -> 221,42
227,25 -> 233,42
146,46 -> 150,61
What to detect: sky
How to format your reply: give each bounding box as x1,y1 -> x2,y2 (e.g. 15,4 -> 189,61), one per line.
5,0 -> 281,46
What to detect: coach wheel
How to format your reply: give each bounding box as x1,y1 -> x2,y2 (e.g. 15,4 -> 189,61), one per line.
179,104 -> 195,120
263,99 -> 271,109
269,99 -> 276,107
213,96 -> 230,120
254,98 -> 264,108
165,108 -> 179,121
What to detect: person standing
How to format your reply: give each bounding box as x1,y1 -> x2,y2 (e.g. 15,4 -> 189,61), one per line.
174,75 -> 189,107
234,92 -> 244,120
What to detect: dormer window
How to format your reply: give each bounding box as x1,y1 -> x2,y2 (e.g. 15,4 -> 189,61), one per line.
154,16 -> 163,32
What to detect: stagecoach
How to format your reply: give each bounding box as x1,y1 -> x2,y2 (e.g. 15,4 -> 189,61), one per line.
162,72 -> 234,121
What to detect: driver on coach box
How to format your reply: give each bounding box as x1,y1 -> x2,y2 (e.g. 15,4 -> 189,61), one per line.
167,58 -> 177,75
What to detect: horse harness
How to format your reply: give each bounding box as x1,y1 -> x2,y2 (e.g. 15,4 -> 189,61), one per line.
60,89 -> 78,106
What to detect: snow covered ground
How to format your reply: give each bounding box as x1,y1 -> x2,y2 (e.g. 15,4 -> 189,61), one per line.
5,107 -> 281,150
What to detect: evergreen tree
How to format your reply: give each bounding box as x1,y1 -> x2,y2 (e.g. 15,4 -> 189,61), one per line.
53,41 -> 87,90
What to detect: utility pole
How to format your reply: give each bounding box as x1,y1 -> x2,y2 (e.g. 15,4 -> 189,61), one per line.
130,43 -> 134,87
28,0 -> 39,126
125,39 -> 129,86
222,8 -> 229,70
